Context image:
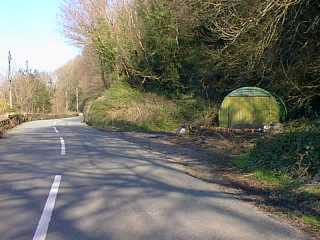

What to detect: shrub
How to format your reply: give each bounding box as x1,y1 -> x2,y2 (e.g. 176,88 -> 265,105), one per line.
85,82 -> 218,132
85,82 -> 181,132
176,96 -> 218,128
248,125 -> 320,177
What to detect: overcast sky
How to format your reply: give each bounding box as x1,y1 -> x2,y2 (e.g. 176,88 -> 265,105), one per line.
0,0 -> 79,82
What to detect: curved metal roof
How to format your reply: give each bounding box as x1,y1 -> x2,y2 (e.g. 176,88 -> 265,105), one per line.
227,87 -> 273,97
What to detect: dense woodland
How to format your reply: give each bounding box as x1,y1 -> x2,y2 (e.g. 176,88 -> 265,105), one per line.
55,0 -> 320,119
1,0 -> 319,118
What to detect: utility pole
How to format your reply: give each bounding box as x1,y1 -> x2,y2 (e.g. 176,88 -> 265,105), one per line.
8,51 -> 12,109
76,87 -> 79,113
65,90 -> 68,112
25,60 -> 29,73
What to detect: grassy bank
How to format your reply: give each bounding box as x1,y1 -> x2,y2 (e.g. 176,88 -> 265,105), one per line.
85,82 -> 215,132
234,154 -> 320,231
232,120 -> 320,231
0,100 -> 10,115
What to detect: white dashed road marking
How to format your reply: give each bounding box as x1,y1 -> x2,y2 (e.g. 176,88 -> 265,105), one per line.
60,137 -> 66,155
33,175 -> 62,240
53,127 -> 59,133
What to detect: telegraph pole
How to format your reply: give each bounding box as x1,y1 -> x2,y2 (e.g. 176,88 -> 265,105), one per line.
65,90 -> 68,112
8,51 -> 12,109
25,60 -> 29,73
76,87 -> 79,113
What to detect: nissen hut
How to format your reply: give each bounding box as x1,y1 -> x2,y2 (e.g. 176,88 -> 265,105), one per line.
219,87 -> 285,128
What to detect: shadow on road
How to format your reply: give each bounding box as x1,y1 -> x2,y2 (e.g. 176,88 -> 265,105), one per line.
0,122 -> 309,240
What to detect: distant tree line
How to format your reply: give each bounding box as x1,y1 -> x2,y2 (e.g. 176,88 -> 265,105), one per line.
58,0 -> 319,118
0,66 -> 53,114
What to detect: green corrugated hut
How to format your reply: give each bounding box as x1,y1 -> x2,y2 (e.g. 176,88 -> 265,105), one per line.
219,87 -> 285,128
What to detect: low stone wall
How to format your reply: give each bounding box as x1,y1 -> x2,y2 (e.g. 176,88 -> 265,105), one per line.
0,113 -> 79,138
0,114 -> 25,137
24,113 -> 79,121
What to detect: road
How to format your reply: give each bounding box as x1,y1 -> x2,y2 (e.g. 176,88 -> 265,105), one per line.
0,117 -> 311,240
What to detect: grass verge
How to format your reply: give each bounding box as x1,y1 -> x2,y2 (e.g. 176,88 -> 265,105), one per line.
85,82 -> 215,132
232,153 -> 320,231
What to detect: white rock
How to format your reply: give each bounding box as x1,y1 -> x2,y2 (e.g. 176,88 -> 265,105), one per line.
176,127 -> 186,135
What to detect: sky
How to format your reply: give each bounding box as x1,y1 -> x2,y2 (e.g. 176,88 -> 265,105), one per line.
0,0 -> 80,81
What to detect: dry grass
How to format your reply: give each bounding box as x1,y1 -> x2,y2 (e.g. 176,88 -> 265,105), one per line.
0,100 -> 9,115
86,82 -> 181,132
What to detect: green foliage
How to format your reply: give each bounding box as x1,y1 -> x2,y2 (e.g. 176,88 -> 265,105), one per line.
232,148 -> 320,229
176,96 -> 217,127
273,0 -> 320,115
92,21 -> 117,87
85,82 -> 216,132
232,154 -> 250,170
233,120 -> 320,179
190,0 -> 320,116
233,154 -> 293,187
102,82 -> 144,105
303,215 -> 320,228
86,82 -> 181,132
248,124 -> 320,178
254,170 -> 292,186
61,0 -> 319,119
132,0 -> 183,96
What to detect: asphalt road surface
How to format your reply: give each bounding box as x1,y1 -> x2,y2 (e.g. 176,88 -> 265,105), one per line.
0,117 -> 311,240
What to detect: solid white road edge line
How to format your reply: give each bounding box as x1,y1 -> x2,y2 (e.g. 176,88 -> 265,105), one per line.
60,137 -> 66,155
33,175 -> 62,240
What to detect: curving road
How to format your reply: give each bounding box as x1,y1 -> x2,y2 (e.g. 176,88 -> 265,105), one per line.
0,117 -> 311,240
